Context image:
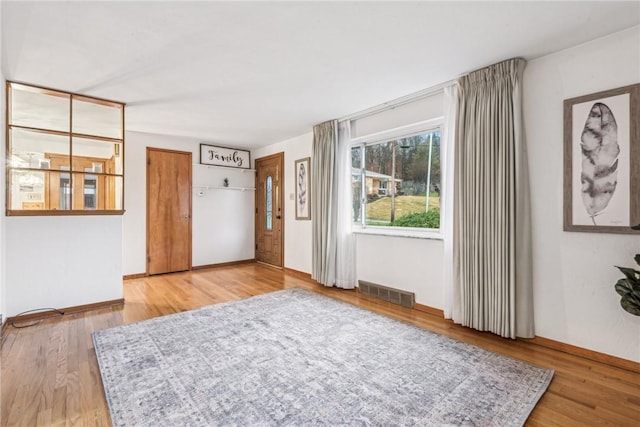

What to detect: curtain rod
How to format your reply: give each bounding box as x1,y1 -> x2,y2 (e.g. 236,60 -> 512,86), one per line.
338,79 -> 456,123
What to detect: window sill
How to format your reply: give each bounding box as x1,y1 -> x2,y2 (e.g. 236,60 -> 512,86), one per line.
352,227 -> 443,240
6,209 -> 126,216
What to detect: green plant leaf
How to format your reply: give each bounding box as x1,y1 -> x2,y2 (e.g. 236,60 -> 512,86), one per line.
615,278 -> 633,296
615,266 -> 640,282
620,296 -> 640,316
618,278 -> 640,300
614,255 -> 640,316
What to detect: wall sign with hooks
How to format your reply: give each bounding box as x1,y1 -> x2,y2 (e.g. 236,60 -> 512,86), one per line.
199,143 -> 251,169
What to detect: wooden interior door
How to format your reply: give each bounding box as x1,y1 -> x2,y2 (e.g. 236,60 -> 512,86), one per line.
255,152 -> 284,268
147,147 -> 192,275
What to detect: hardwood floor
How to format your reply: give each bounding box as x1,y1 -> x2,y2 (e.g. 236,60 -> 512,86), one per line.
1,263 -> 639,426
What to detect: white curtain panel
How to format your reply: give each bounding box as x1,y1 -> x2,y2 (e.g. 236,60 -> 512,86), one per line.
335,121 -> 357,288
453,58 -> 534,339
311,120 -> 356,289
311,120 -> 337,286
442,83 -> 459,321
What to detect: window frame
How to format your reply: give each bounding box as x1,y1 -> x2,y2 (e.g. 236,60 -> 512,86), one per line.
350,118 -> 444,239
5,81 -> 125,216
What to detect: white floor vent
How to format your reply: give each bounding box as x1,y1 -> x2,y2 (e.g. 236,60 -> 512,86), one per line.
358,280 -> 415,308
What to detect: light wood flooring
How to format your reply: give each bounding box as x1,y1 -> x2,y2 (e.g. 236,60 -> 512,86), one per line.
1,263 -> 639,426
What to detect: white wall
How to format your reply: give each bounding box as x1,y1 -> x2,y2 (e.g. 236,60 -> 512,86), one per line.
123,131 -> 255,275
259,27 -> 640,362
252,131 -> 444,307
524,26 -> 640,362
252,132 -> 313,274
0,1 -> 122,318
352,92 -> 444,138
4,216 -> 123,317
354,28 -> 640,361
357,235 -> 444,309
192,162 -> 255,267
351,91 -> 446,308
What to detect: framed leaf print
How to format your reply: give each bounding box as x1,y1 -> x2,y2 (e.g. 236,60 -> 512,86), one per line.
295,157 -> 311,220
563,83 -> 640,234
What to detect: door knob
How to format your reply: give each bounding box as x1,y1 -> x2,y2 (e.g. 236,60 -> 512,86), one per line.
276,215 -> 281,219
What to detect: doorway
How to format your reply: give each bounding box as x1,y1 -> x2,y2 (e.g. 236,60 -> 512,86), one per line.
146,147 -> 192,275
255,152 -> 284,268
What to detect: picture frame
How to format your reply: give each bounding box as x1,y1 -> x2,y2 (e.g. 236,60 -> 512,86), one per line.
563,83 -> 640,234
295,157 -> 311,220
200,143 -> 251,169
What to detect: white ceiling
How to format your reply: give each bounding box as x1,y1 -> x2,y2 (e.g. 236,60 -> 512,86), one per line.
2,1 -> 639,149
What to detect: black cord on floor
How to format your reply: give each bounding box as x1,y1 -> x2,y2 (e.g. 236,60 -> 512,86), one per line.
10,308 -> 65,328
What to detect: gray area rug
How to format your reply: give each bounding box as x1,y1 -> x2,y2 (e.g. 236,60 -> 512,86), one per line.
93,288 -> 553,426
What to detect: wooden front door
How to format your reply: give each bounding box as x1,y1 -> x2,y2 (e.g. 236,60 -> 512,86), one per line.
147,147 -> 192,275
255,152 -> 284,268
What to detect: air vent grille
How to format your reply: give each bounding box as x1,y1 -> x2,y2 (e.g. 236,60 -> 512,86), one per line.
358,280 -> 415,308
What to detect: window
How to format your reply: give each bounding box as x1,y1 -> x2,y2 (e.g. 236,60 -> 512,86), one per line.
6,82 -> 125,214
351,126 -> 441,231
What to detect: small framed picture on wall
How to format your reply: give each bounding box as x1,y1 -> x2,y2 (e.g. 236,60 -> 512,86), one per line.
295,157 -> 311,220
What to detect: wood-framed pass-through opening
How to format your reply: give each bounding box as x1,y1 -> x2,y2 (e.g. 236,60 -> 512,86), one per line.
5,81 -> 125,215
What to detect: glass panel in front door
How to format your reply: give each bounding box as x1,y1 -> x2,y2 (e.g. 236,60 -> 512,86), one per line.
266,175 -> 273,231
